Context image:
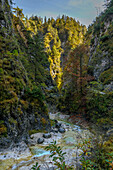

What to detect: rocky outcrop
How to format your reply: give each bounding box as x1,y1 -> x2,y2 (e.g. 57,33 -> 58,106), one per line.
88,5 -> 113,91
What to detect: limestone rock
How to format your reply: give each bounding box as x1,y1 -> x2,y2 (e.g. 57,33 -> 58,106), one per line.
37,138 -> 44,144
58,127 -> 65,133
56,122 -> 62,128
43,133 -> 51,138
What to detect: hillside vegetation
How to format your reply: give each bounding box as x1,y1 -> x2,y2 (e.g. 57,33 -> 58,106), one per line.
0,0 -> 113,157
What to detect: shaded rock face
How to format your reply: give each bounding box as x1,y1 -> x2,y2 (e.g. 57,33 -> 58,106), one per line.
0,112 -> 51,149
88,16 -> 113,91
55,122 -> 62,128
89,48 -> 113,80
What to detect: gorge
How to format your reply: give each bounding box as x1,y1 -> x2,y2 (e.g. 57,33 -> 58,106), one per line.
0,0 -> 113,169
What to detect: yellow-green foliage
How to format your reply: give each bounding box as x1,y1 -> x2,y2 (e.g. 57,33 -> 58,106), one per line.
41,117 -> 47,125
29,129 -> 40,135
43,16 -> 86,90
9,118 -> 17,125
50,120 -> 55,127
17,107 -> 23,115
20,100 -> 28,109
0,0 -> 50,140
44,25 -> 63,90
99,66 -> 113,85
104,137 -> 113,153
0,123 -> 7,135
29,129 -> 47,135
97,118 -> 113,125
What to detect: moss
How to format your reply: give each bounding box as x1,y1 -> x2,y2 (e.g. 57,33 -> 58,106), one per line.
20,100 -> 28,109
29,129 -> 47,135
0,124 -> 7,135
9,117 -> 17,125
103,137 -> 113,153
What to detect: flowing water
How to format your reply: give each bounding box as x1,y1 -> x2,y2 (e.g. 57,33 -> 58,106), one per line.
0,112 -> 94,170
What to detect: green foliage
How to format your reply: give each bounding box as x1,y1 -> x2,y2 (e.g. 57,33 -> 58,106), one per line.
0,1 -> 51,140
31,162 -> 40,170
101,2 -> 113,21
90,38 -> 94,45
99,66 -> 113,85
79,137 -> 113,169
100,34 -> 110,42
93,22 -> 101,35
58,45 -> 92,114
0,122 -> 7,136
43,15 -> 86,90
87,65 -> 94,76
86,90 -> 113,122
89,81 -> 103,90
32,138 -> 113,170
45,141 -> 73,170
31,141 -> 73,169
25,87 -> 45,101
9,117 -> 17,125
29,129 -> 47,135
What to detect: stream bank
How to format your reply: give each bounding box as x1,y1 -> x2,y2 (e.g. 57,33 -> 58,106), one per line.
0,112 -> 98,169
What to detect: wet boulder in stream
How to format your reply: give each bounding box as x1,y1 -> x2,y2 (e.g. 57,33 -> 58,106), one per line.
43,133 -> 51,138
55,122 -> 62,128
58,127 -> 65,133
50,128 -> 58,133
37,138 -> 44,144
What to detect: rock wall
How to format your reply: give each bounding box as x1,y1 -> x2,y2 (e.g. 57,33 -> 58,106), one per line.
88,5 -> 113,91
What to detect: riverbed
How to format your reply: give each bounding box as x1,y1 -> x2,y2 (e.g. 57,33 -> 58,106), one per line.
0,112 -> 94,170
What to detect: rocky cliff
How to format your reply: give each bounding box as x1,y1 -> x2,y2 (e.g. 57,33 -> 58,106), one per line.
88,1 -> 113,91
0,0 -> 51,148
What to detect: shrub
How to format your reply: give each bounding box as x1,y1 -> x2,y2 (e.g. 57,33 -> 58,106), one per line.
99,66 -> 113,85
100,34 -> 109,42
0,121 -> 7,136
41,118 -> 47,125
86,91 -> 113,122
31,141 -> 73,170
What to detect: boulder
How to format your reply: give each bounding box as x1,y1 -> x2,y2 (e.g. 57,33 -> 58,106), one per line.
54,129 -> 58,133
56,122 -> 62,128
43,133 -> 51,138
58,127 -> 65,133
54,120 -> 58,123
37,138 -> 44,144
30,135 -> 34,139
50,128 -> 58,133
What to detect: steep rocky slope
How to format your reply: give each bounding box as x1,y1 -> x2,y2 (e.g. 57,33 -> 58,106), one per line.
88,1 -> 113,91
0,0 -> 51,148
